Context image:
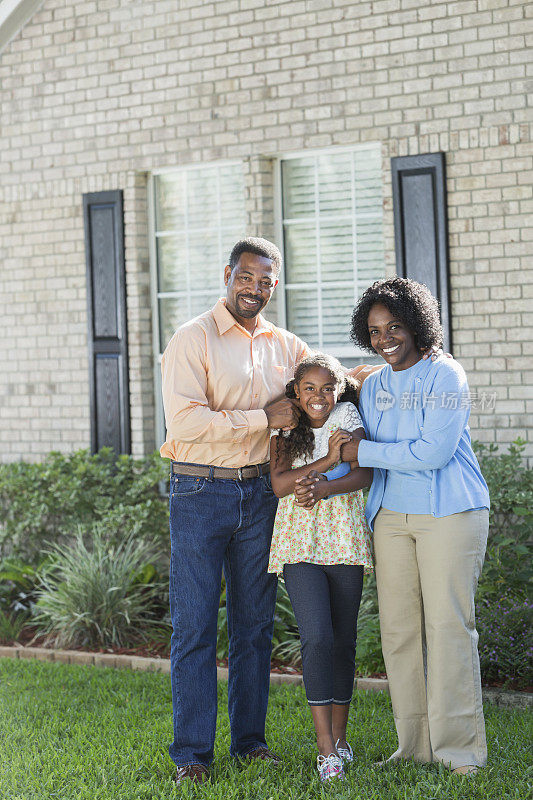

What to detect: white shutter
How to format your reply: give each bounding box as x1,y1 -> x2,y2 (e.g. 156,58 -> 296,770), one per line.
286,287 -> 320,349
318,152 -> 352,216
282,159 -> 315,219
159,290 -> 221,352
319,220 -> 354,283
283,222 -> 317,284
156,234 -> 186,293
322,286 -> 356,348
154,172 -> 186,232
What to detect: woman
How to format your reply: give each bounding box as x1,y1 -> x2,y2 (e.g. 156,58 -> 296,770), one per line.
354,277 -> 490,774
299,277 -> 490,774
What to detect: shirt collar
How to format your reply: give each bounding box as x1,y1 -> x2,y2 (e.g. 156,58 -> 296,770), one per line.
212,298 -> 274,337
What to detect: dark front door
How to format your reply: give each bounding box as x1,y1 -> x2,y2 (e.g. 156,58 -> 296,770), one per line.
83,190 -> 131,454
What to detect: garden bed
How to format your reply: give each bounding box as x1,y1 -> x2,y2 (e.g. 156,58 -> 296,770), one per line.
1,444 -> 532,695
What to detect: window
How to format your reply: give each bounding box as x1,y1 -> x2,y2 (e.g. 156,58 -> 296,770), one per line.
275,145 -> 385,358
151,162 -> 246,353
149,161 -> 247,444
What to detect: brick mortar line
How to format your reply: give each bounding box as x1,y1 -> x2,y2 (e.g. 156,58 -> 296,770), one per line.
0,646 -> 530,707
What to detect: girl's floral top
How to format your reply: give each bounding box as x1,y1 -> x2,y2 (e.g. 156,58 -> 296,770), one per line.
268,401 -> 373,575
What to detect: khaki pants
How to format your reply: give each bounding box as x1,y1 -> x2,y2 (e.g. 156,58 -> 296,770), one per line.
373,507 -> 489,769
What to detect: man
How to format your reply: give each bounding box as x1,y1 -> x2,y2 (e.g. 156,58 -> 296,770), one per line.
160,237 -> 311,784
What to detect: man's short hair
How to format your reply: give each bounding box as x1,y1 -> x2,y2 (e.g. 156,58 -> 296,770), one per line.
228,237 -> 282,275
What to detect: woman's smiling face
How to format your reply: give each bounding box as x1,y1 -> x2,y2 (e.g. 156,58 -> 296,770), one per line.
367,303 -> 421,371
295,366 -> 339,428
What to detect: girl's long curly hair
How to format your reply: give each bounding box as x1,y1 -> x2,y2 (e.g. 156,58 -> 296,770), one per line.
276,353 -> 359,466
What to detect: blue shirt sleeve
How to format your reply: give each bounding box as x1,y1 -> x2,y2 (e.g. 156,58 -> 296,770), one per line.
358,361 -> 471,472
324,462 -> 351,481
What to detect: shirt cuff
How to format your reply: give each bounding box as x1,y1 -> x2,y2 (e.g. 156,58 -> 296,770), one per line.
247,408 -> 269,432
357,439 -> 376,468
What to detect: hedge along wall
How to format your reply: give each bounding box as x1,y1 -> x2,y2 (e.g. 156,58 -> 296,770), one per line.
0,0 -> 531,462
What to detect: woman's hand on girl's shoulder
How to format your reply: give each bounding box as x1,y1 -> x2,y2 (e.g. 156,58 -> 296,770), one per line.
346,364 -> 383,382
421,345 -> 452,361
346,364 -> 384,398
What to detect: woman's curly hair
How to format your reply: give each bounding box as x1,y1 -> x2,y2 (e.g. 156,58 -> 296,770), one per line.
275,353 -> 359,466
350,277 -> 443,353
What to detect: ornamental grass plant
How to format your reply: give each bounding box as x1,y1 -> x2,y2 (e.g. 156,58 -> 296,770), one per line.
34,527 -> 165,650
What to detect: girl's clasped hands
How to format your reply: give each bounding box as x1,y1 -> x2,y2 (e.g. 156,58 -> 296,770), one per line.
294,428 -> 357,509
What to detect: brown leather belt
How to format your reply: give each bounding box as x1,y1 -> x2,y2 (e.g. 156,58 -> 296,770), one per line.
172,461 -> 270,481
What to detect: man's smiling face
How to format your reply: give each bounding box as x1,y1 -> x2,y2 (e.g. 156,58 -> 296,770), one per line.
224,252 -> 278,331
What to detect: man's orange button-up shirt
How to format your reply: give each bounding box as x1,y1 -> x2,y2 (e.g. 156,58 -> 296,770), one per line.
160,299 -> 310,467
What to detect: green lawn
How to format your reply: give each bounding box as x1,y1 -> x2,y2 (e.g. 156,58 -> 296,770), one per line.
0,659 -> 531,800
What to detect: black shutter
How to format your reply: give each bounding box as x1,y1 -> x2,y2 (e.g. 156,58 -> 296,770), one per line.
83,190 -> 131,454
391,152 -> 451,351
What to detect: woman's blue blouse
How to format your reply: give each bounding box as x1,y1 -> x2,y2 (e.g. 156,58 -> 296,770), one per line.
357,355 -> 490,531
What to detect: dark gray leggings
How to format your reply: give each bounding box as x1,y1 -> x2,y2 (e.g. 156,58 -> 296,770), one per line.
283,562 -> 364,705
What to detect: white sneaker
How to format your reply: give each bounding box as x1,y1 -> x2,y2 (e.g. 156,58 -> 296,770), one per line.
317,753 -> 345,783
335,739 -> 353,764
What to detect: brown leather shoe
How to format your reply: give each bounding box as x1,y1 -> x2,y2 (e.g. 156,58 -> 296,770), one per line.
174,764 -> 209,785
243,746 -> 282,765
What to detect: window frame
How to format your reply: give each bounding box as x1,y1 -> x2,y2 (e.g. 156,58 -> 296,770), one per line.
273,143 -> 384,359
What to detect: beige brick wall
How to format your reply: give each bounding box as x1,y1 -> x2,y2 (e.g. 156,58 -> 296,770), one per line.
0,0 -> 531,461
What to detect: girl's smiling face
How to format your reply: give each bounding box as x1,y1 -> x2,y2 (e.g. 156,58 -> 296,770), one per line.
295,366 -> 339,428
367,302 -> 421,371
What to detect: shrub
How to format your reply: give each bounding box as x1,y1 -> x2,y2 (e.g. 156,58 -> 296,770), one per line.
474,438 -> 532,602
0,610 -> 29,644
0,559 -> 43,615
0,449 -> 169,563
354,576 -> 385,675
34,527 -> 166,649
477,595 -> 533,689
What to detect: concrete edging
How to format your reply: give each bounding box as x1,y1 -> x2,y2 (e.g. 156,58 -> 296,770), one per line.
0,645 -> 366,689
1,646 -> 530,707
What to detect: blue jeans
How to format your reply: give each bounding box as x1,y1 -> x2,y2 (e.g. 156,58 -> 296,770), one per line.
168,469 -> 278,768
283,562 -> 363,705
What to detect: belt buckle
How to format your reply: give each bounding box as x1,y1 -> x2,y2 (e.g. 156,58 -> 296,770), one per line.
237,467 -> 244,481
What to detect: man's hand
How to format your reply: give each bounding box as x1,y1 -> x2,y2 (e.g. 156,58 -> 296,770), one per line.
339,430 -> 364,463
264,397 -> 300,430
294,470 -> 328,509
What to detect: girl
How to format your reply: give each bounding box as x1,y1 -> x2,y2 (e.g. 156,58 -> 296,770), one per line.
268,353 -> 373,784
